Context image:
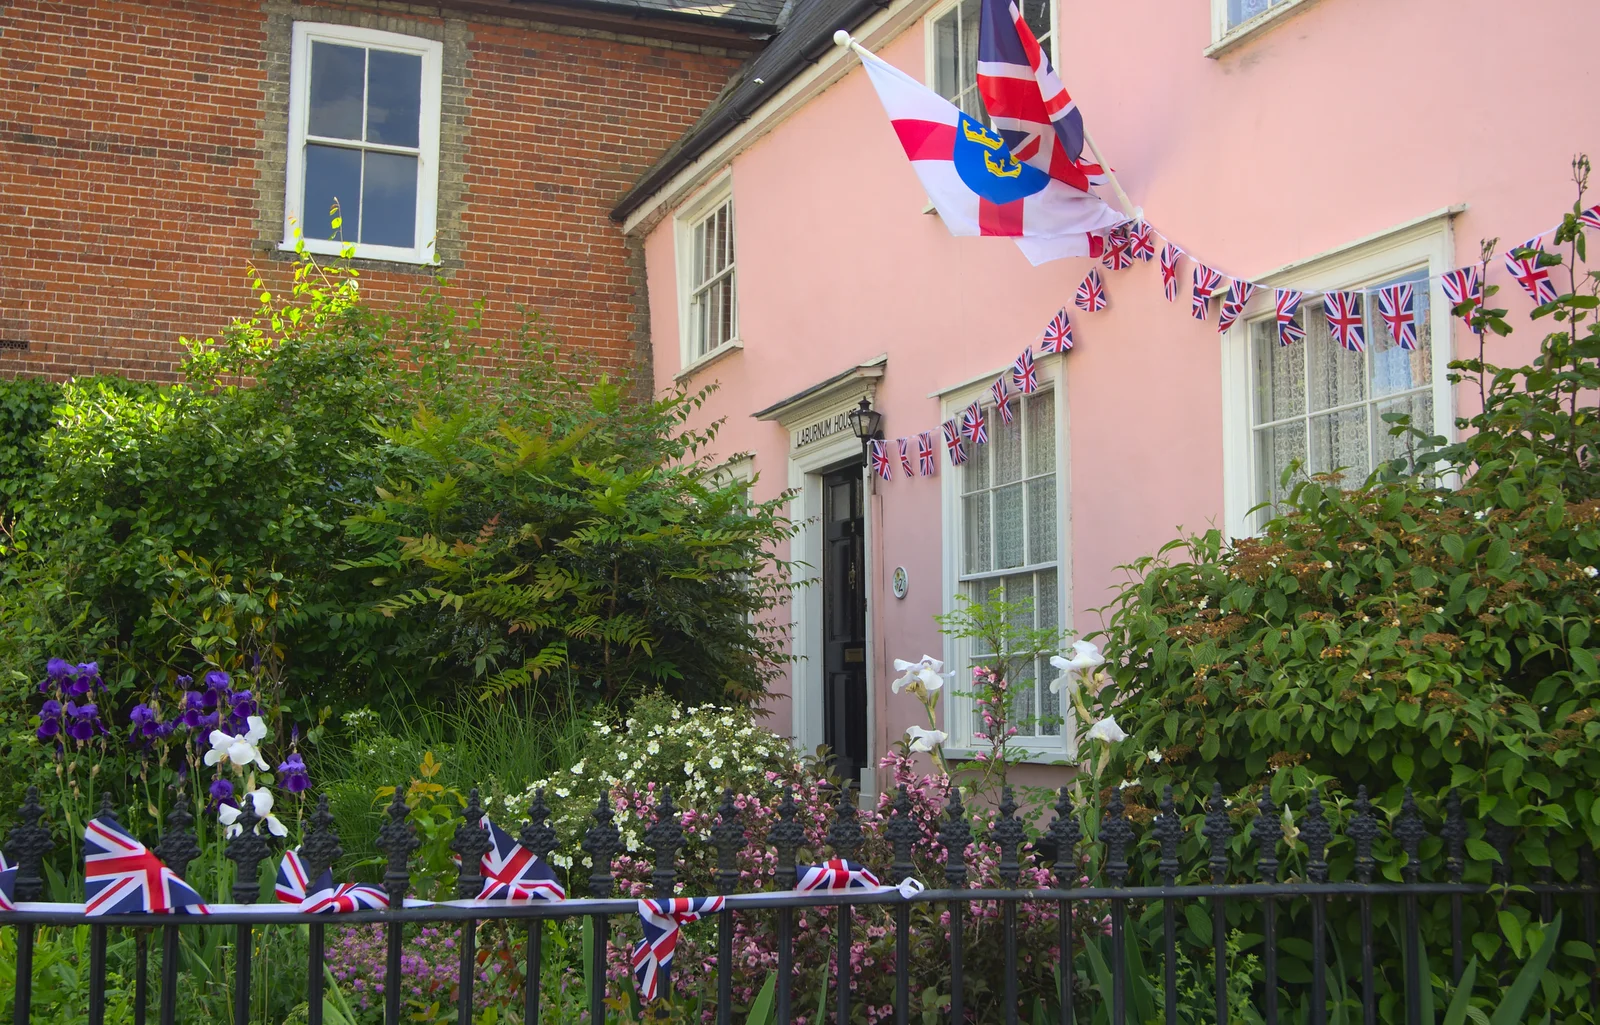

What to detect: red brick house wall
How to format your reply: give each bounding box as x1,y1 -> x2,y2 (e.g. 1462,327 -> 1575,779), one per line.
0,0 -> 751,381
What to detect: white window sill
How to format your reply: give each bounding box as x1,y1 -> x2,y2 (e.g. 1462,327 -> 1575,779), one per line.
278,238 -> 439,267
675,339 -> 744,382
942,746 -> 1076,768
1204,0 -> 1321,59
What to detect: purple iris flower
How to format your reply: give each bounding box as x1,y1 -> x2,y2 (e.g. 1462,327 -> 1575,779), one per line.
209,778 -> 236,808
64,702 -> 100,742
130,703 -> 160,738
46,657 -> 71,679
36,699 -> 62,740
230,690 -> 257,718
204,670 -> 230,693
277,752 -> 311,794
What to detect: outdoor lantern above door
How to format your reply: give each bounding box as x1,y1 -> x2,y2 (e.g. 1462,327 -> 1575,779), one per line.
845,397 -> 882,466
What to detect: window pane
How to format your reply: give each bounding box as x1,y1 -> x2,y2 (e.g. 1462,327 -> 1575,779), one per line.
1017,0 -> 1051,42
1371,271 -> 1431,397
366,49 -> 422,147
1228,0 -> 1276,27
302,143 -> 362,241
1027,477 -> 1056,563
1310,407 -> 1369,482
993,409 -> 1022,485
1253,317 -> 1305,422
959,0 -> 982,116
1255,420 -> 1306,514
1307,301 -> 1366,413
934,11 -> 959,100
964,429 -> 990,492
1026,390 -> 1055,474
308,42 -> 365,140
963,493 -> 992,574
360,151 -> 418,248
1374,392 -> 1435,471
994,483 -> 1024,569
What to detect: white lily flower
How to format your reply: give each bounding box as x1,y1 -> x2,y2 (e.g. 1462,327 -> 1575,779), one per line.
218,788 -> 288,838
904,725 -> 948,753
203,729 -> 233,767
1048,640 -> 1106,694
891,655 -> 946,694
1085,715 -> 1127,744
1146,748 -> 1163,763
244,715 -> 268,744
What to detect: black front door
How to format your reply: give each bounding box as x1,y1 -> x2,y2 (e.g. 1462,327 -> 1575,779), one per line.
822,466 -> 868,787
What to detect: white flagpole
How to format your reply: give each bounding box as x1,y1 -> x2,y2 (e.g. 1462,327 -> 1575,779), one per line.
833,31 -> 1141,222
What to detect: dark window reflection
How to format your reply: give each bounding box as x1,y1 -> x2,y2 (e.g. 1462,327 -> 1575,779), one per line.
302,144 -> 361,241
308,42 -> 364,140
366,50 -> 421,147
361,152 -> 417,248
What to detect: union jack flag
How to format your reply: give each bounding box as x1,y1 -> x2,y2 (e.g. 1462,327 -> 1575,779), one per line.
1039,307 -> 1073,353
1160,244 -> 1183,302
1440,265 -> 1482,332
1075,268 -> 1107,312
1191,264 -> 1223,320
275,848 -> 390,913
1215,280 -> 1258,333
1101,231 -> 1134,271
798,858 -> 883,891
918,432 -> 937,476
1274,289 -> 1305,347
1504,236 -> 1557,304
898,438 -> 914,477
631,896 -> 725,1002
871,440 -> 894,482
84,815 -> 207,916
1323,290 -> 1365,352
990,378 -> 1014,425
0,852 -> 15,911
1579,205 -> 1600,231
1377,283 -> 1417,351
942,420 -> 967,466
1127,221 -> 1156,262
1012,346 -> 1038,394
961,402 -> 988,445
453,817 -> 568,903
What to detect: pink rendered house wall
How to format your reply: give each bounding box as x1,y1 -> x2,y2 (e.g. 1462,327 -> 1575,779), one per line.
634,0 -> 1599,788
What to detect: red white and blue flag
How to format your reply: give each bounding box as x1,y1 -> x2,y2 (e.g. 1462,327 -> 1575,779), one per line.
898,438 -> 915,477
1192,264 -> 1223,320
1377,283 -> 1418,350
1579,205 -> 1600,230
798,858 -> 883,891
0,852 -> 15,912
961,402 -> 988,445
1075,268 -> 1107,312
871,439 -> 894,481
918,432 -> 938,476
1127,221 -> 1157,262
1505,236 -> 1557,304
1274,289 -> 1305,347
1012,346 -> 1039,394
1215,280 -> 1257,333
1101,230 -> 1134,271
631,896 -> 725,1003
1040,307 -> 1073,353
990,377 -> 1014,425
1440,266 -> 1482,332
84,816 -> 207,916
1160,244 -> 1183,302
1323,290 -> 1365,352
472,817 -> 566,903
857,49 -> 1122,259
275,848 -> 390,913
942,420 -> 967,466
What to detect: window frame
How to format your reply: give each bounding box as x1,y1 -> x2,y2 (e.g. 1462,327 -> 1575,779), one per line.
923,0 -> 1057,103
674,174 -> 741,375
282,21 -> 443,266
1219,209 -> 1461,538
1205,0 -> 1324,58
938,358 -> 1073,762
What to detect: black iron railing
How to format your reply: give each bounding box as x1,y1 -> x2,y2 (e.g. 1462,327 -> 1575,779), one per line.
2,780 -> 1597,1025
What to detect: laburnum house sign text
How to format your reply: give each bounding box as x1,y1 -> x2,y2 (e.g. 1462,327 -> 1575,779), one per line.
793,410 -> 854,450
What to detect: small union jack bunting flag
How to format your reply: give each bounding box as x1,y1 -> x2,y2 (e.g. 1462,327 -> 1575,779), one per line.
1579,205 -> 1600,230
897,438 -> 914,477
1504,236 -> 1557,304
798,858 -> 883,891
990,377 -> 1014,425
942,420 -> 967,466
1323,290 -> 1365,352
917,432 -> 937,476
871,439 -> 894,481
1440,265 -> 1482,332
475,817 -> 566,902
1274,289 -> 1305,347
960,402 -> 988,445
1160,244 -> 1183,303
631,896 -> 725,1002
1127,221 -> 1156,262
1377,283 -> 1418,351
1191,264 -> 1223,320
0,851 -> 15,912
1075,268 -> 1108,312
1039,307 -> 1073,353
276,848 -> 390,913
1012,346 -> 1039,394
1101,230 -> 1134,271
1215,280 -> 1258,333
85,815 -> 208,916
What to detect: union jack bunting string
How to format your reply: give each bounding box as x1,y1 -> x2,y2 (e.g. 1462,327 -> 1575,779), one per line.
275,849 -> 390,913
942,420 -> 967,466
1075,268 -> 1108,312
1039,307 -> 1074,353
871,439 -> 894,481
1160,244 -> 1183,302
474,817 -> 566,902
1012,346 -> 1039,394
1505,236 -> 1558,304
1191,264 -> 1223,320
1323,290 -> 1365,353
631,897 -> 726,1002
898,437 -> 915,477
1580,205 -> 1600,231
918,432 -> 937,476
960,401 -> 988,445
1215,280 -> 1258,333
797,858 -> 883,891
84,816 -> 208,916
0,852 -> 15,912
1440,266 -> 1482,332
1274,289 -> 1305,347
990,378 -> 1014,425
1128,220 -> 1157,262
1101,232 -> 1134,271
1377,283 -> 1418,351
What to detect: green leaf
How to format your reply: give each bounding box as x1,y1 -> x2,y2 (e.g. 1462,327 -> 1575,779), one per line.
1440,535 -> 1465,563
1466,838 -> 1501,864
1489,913 -> 1561,1025
1498,910 -> 1524,959
1393,752 -> 1414,782
747,971 -> 778,1025
1442,958 -> 1479,1025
